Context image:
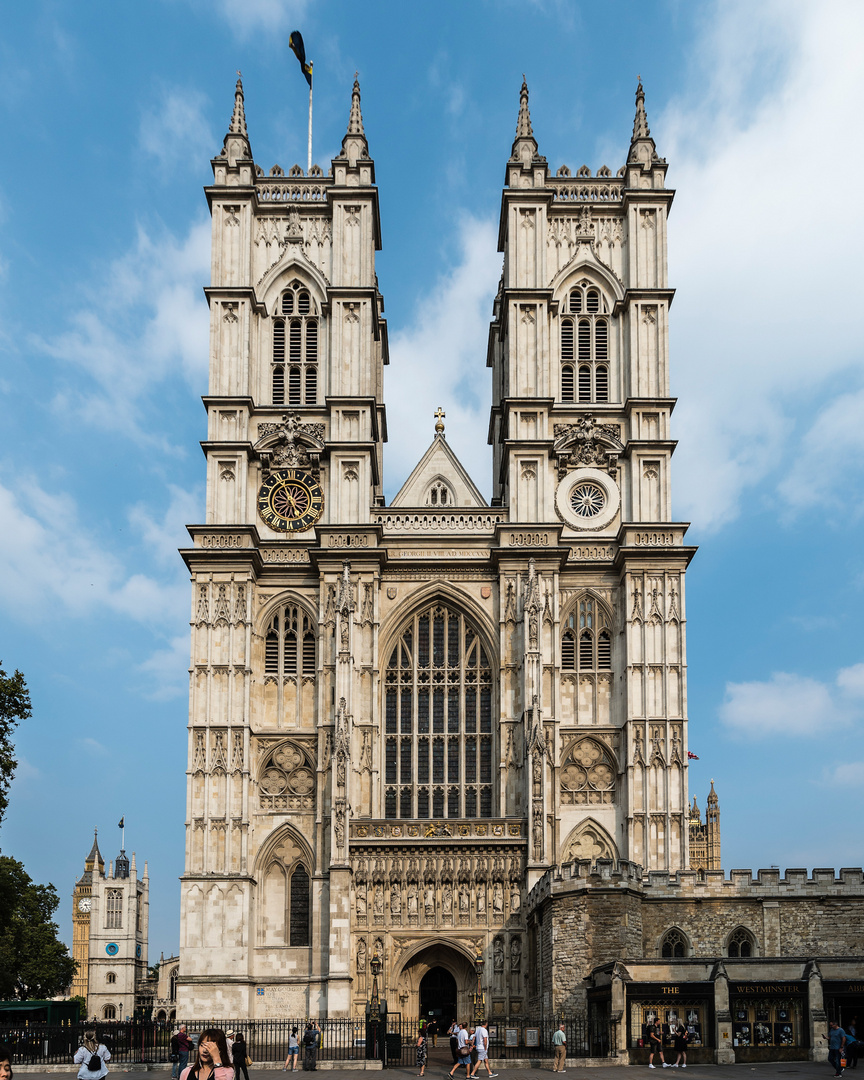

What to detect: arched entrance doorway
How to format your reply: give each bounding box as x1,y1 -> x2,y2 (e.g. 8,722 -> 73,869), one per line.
420,966 -> 458,1024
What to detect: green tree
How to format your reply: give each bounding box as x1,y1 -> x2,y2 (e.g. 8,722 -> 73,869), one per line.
0,662 -> 31,828
0,856 -> 77,999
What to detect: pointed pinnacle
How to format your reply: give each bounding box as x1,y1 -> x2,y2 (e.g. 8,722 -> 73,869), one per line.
516,76 -> 533,139
632,78 -> 650,141
229,74 -> 248,138
347,76 -> 365,136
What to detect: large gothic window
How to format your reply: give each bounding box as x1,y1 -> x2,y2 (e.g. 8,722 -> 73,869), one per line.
561,596 -> 612,672
272,281 -> 319,406
106,889 -> 123,929
661,927 -> 689,958
384,604 -> 494,819
727,926 -> 755,957
560,281 -> 610,403
262,603 -> 317,727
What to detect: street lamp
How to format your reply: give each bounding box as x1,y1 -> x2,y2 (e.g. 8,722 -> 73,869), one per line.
473,949 -> 485,1024
370,951 -> 382,1022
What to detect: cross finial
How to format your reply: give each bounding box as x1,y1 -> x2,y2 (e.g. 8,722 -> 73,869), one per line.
237,69 -> 242,78
434,407 -> 446,435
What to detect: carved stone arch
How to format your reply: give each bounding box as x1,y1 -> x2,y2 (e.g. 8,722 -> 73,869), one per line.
259,257 -> 329,314
725,924 -> 757,958
253,821 -> 314,947
378,581 -> 498,670
560,589 -> 614,631
560,737 -> 618,805
551,252 -> 625,306
256,591 -> 319,640
659,926 -> 691,958
423,473 -> 457,507
252,820 -> 314,878
560,818 -> 619,864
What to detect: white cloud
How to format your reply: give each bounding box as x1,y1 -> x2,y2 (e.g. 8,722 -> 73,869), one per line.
661,0 -> 864,529
140,87 -> 215,171
138,635 -> 190,701
78,738 -> 110,757
384,215 -> 500,499
38,218 -> 210,444
0,473 -> 186,627
719,660 -> 864,738
198,0 -> 308,37
128,484 -> 203,569
825,761 -> 864,787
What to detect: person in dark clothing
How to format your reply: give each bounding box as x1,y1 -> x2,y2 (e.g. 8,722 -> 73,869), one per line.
232,1033 -> 249,1080
171,1027 -> 192,1080
448,1021 -> 460,1064
302,1024 -> 320,1072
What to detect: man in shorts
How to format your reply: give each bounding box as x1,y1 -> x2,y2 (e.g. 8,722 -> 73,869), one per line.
449,1024 -> 473,1077
469,1020 -> 497,1078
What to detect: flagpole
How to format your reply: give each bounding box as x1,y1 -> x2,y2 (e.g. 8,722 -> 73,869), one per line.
307,72 -> 313,173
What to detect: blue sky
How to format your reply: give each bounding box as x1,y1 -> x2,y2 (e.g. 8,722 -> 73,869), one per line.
1,0 -> 863,962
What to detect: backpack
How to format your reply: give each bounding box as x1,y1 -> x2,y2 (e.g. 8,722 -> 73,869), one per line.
87,1050 -> 102,1072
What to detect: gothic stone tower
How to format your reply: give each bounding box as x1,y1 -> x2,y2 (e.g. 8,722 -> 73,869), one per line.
178,76 -> 693,1021
71,831 -> 104,1004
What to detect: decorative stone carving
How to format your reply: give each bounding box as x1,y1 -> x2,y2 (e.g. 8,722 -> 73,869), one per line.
258,742 -> 315,811
255,413 -> 325,478
560,739 -> 616,805
553,417 -> 624,479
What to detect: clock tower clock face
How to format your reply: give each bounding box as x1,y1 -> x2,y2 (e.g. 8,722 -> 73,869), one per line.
257,468 -> 324,533
78,897 -> 92,913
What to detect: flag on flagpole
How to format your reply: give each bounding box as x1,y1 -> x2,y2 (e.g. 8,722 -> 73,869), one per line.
687,751 -> 699,760
289,31 -> 313,88
118,816 -> 125,828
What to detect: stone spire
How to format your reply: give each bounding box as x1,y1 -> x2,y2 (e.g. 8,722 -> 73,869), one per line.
222,72 -> 252,166
340,74 -> 369,166
510,76 -> 540,168
627,77 -> 664,171
632,78 -> 650,140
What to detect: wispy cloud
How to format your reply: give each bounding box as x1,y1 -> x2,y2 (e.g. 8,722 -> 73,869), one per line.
128,484 -> 203,569
38,218 -> 210,444
385,215 -> 500,499
662,0 -> 864,529
192,0 -> 308,38
824,761 -> 864,787
719,661 -> 864,738
0,473 -> 186,627
140,86 -> 215,172
138,635 -> 190,701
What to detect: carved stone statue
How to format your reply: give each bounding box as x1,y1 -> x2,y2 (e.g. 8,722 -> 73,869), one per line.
477,885 -> 486,914
493,937 -> 504,973
459,883 -> 469,913
493,882 -> 504,914
390,886 -> 401,916
357,938 -> 366,972
424,885 -> 434,916
442,883 -> 453,914
407,883 -> 418,915
510,936 -> 522,973
510,883 -> 521,913
356,887 -> 366,917
374,886 -> 383,915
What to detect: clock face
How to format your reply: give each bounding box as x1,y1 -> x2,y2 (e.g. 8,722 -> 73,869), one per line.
257,468 -> 323,533
78,897 -> 92,913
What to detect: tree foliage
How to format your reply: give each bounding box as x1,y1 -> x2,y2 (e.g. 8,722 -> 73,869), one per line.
0,663 -> 31,829
0,856 -> 77,999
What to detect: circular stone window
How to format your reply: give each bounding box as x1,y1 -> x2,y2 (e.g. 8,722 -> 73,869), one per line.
555,467 -> 620,531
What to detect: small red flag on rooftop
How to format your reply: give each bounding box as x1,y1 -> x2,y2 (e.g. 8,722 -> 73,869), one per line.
687,751 -> 699,760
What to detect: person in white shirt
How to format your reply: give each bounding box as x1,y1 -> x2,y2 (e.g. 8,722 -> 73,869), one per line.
468,1021 -> 496,1078
449,1024 -> 473,1078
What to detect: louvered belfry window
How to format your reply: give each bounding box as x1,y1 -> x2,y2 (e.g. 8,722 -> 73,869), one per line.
264,604 -> 316,678
384,604 -> 494,819
560,281 -> 610,403
561,596 -> 612,672
272,280 -> 319,406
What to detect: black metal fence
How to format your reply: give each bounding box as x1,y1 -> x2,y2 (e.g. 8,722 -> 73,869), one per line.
0,1016 -> 616,1068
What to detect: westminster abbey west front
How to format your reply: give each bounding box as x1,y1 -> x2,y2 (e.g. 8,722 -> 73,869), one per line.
177,77 -> 864,1064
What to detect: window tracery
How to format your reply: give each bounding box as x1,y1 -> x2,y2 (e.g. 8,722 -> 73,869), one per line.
272,280 -> 319,406
727,925 -> 755,957
258,741 -> 316,811
560,281 -> 610,403
384,603 -> 494,819
561,596 -> 612,672
661,927 -> 689,958
426,481 -> 453,507
560,738 -> 616,805
103,1005 -> 116,1019
258,832 -> 312,947
106,889 -> 122,929
262,601 -> 317,727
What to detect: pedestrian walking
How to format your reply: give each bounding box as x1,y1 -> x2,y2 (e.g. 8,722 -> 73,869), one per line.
179,1030 -> 234,1080
829,1021 -> 848,1078
415,1027 -> 427,1076
283,1028 -> 300,1072
74,1030 -> 111,1080
552,1023 -> 566,1073
171,1026 -> 192,1080
231,1032 -> 249,1080
449,1023 -> 472,1078
302,1023 -> 320,1072
427,1020 -> 438,1048
671,1024 -> 688,1069
646,1019 -> 669,1069
448,1020 -> 460,1065
468,1019 -> 496,1078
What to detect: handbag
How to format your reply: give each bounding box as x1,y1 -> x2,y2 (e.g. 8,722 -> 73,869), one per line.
246,1057 -> 253,1067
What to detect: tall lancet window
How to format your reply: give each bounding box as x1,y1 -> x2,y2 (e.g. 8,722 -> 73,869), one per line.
560,281 -> 611,403
384,604 -> 494,820
561,596 -> 612,672
272,280 -> 319,406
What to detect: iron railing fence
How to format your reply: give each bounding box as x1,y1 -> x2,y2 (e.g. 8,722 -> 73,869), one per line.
0,1015 -> 616,1067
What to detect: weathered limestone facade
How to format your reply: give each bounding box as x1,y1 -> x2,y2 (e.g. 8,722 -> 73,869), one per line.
177,74 -> 697,1022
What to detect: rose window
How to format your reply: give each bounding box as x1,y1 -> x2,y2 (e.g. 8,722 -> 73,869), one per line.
259,742 -> 315,810
560,739 -> 616,805
262,768 -> 288,795
570,482 -> 606,518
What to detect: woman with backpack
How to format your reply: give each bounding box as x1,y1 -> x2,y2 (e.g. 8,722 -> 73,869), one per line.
74,1031 -> 111,1080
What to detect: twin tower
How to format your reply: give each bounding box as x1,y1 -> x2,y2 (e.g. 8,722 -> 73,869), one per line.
178,75 -> 694,1020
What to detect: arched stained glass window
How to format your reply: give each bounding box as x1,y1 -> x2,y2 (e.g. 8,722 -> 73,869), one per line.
384,604 -> 494,819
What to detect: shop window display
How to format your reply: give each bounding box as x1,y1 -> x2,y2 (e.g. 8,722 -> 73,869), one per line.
731,999 -> 801,1048
630,1001 -> 705,1049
